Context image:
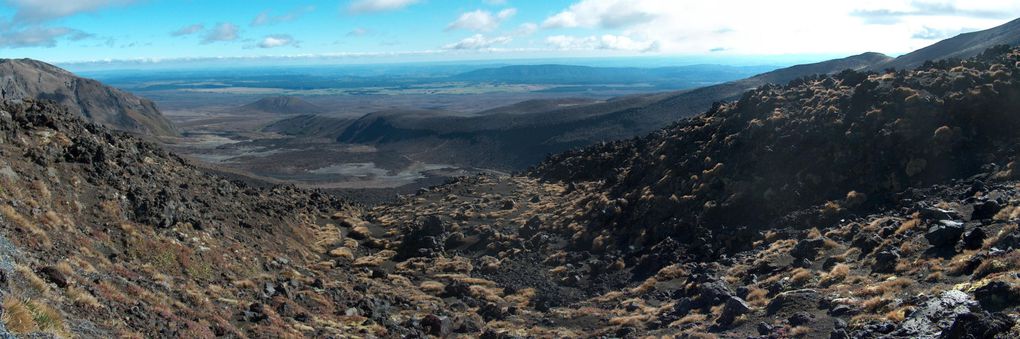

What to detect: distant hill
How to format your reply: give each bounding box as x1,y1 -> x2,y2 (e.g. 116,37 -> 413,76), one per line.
877,17 -> 1020,70
0,58 -> 177,136
239,96 -> 325,115
263,114 -> 353,139
450,64 -> 775,88
271,52 -> 892,169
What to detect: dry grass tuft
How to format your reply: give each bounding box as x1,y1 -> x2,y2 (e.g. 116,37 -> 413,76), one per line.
790,326 -> 813,337
820,263 -> 850,286
67,286 -> 103,310
1,296 -> 36,333
790,268 -> 814,285
15,264 -> 50,295
1,205 -> 51,248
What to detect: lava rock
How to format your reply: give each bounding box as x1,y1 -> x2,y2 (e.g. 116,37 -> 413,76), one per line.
420,314 -> 447,336
897,290 -> 975,338
442,281 -> 472,299
478,303 -> 507,322
926,220 -> 965,248
940,311 -> 1014,338
851,233 -> 882,255
872,249 -> 900,273
791,238 -> 825,259
970,200 -> 1002,220
36,266 -> 68,288
974,281 -> 1019,312
919,205 -> 960,220
766,289 -> 820,316
395,215 -> 448,260
962,228 -> 987,250
788,312 -> 812,326
715,296 -> 751,326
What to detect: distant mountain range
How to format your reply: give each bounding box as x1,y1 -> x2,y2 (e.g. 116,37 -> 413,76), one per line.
450,64 -> 775,87
267,18 -> 1020,171
0,59 -> 177,137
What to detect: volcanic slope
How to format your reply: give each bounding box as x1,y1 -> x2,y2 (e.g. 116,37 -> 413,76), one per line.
0,59 -> 177,137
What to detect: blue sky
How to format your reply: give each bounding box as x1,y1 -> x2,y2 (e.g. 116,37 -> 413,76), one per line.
0,0 -> 1018,69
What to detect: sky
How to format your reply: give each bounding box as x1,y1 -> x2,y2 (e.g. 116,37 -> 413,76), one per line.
0,0 -> 1018,69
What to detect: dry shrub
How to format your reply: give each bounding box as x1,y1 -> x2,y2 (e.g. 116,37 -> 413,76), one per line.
861,296 -> 893,312
15,264 -> 50,295
1,296 -> 35,333
673,313 -> 708,326
896,218 -> 921,235
820,263 -> 850,286
1,205 -> 51,248
790,326 -> 813,337
67,286 -> 103,310
790,268 -> 814,285
746,287 -> 769,307
0,297 -> 66,336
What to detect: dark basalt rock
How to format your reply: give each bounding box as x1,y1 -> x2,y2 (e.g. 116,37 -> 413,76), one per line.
872,249 -> 900,273
766,289 -> 820,316
926,220 -> 965,248
939,311 -> 1013,339
973,281 -> 1019,312
791,238 -> 825,260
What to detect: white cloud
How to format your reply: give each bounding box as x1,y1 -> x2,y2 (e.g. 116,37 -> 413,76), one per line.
546,34 -> 658,52
514,22 -> 538,36
4,0 -> 136,22
170,24 -> 204,37
542,0 -> 658,29
202,23 -> 239,44
446,8 -> 517,32
539,0 -> 1020,55
256,34 -> 298,48
0,26 -> 90,48
444,34 -> 512,50
251,6 -> 315,26
348,0 -> 420,14
347,27 -> 372,37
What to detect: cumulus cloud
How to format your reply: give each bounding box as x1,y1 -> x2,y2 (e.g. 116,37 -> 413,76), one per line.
202,23 -> 239,44
446,8 -> 517,32
852,1 -> 1013,25
170,24 -> 204,37
256,34 -> 299,48
0,26 -> 90,48
251,6 -> 315,26
348,0 -> 420,14
542,0 -> 658,29
443,34 -> 512,50
545,34 -> 659,52
537,0 -> 1020,55
4,0 -> 136,22
514,22 -> 538,36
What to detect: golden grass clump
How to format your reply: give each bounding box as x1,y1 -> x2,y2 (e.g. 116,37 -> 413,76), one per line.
820,263 -> 850,286
790,268 -> 814,285
15,264 -> 50,295
0,296 -> 67,336
1,205 -> 51,248
1,297 -> 36,333
67,286 -> 103,310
